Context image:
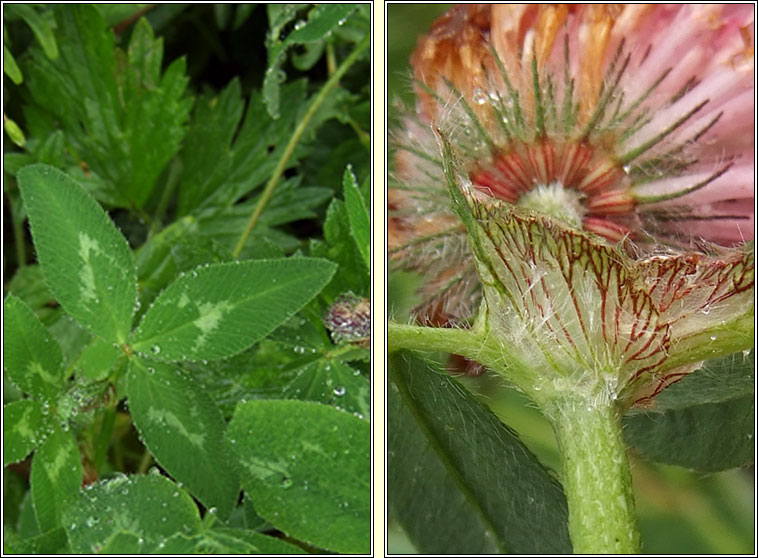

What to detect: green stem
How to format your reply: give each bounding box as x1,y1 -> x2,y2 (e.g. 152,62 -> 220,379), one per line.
136,448 -> 153,475
94,407 -> 116,473
232,33 -> 369,259
388,321 -> 539,398
545,398 -> 641,554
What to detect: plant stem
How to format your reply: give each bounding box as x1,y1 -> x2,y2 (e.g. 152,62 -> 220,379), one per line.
232,33 -> 369,259
545,398 -> 641,554
388,321 -> 538,397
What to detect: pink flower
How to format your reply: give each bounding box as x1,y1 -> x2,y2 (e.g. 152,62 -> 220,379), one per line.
390,4 -> 755,325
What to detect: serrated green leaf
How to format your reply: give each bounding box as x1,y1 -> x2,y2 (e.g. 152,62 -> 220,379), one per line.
22,5 -> 191,208
177,79 -> 243,215
624,351 -> 754,471
179,81 -> 311,215
131,258 -> 336,361
227,399 -> 369,554
62,474 -> 201,554
3,294 -> 65,401
30,423 -> 82,532
3,400 -> 51,465
17,164 -> 137,344
388,351 -> 572,554
343,165 -> 370,272
310,198 -> 368,300
126,359 -> 240,517
285,4 -> 357,44
284,358 -> 370,418
192,177 -> 332,259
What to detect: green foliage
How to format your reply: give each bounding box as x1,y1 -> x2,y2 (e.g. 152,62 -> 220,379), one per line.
623,351 -> 755,471
4,4 -> 369,554
227,399 -> 370,554
3,294 -> 65,401
388,351 -> 572,555
18,165 -> 137,344
62,474 -> 201,553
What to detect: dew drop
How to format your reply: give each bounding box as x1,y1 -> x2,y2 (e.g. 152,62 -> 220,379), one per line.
294,19 -> 306,30
473,88 -> 488,105
710,335 -> 717,341
333,386 -> 346,396
151,345 -> 161,355
281,477 -> 293,489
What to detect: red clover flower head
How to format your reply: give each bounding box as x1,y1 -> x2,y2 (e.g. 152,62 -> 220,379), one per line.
390,4 -> 754,405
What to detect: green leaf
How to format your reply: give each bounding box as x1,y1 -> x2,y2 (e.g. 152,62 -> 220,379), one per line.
30,423 -> 82,532
343,165 -> 370,271
23,5 -> 192,208
4,44 -> 23,84
96,532 -> 144,554
176,79 -> 243,215
263,4 -> 357,119
388,351 -> 571,554
227,400 -> 370,554
186,528 -> 307,554
310,199 -> 369,300
4,115 -> 26,147
284,358 -> 370,418
192,178 -> 332,260
62,474 -> 202,554
17,164 -> 137,344
3,294 -> 64,400
76,337 -> 122,381
3,400 -> 51,465
126,359 -> 240,517
131,258 -> 336,361
2,527 -> 69,555
5,4 -> 59,60
285,4 -> 357,44
178,81 -> 311,215
624,351 -> 754,471
262,4 -> 305,119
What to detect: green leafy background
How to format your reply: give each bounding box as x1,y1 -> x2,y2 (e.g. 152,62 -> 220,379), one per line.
4,4 -> 369,555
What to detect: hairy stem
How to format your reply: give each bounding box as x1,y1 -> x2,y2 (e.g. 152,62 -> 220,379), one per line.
545,398 -> 640,554
233,33 -> 369,259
